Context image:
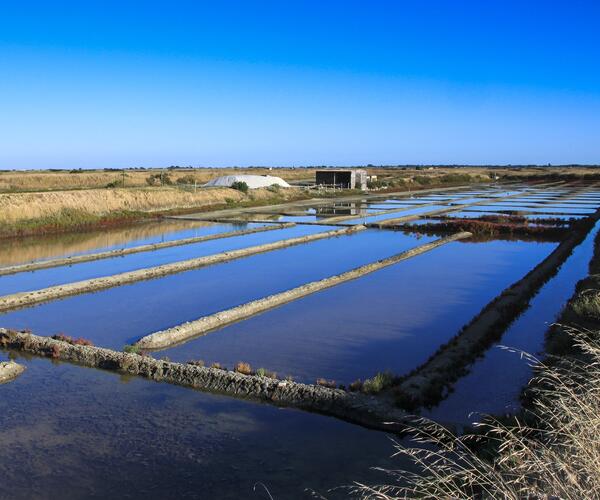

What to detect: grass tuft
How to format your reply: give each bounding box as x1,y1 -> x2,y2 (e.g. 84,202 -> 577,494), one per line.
572,290 -> 600,319
362,371 -> 394,394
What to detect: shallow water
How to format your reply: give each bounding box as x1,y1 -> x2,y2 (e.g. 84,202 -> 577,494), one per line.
0,356 -> 401,500
0,224 -> 336,295
0,230 -> 436,352
159,239 -> 557,384
1,182 -> 598,499
0,219 -> 263,267
427,221 -> 600,425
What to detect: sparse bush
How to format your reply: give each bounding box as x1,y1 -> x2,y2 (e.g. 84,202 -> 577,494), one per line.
413,175 -> 433,185
105,179 -> 123,188
210,362 -> 226,370
176,175 -> 196,185
266,184 -> 281,193
145,173 -> 173,186
235,361 -> 252,375
349,379 -> 363,392
230,181 -> 249,193
316,378 -> 337,389
362,371 -> 394,394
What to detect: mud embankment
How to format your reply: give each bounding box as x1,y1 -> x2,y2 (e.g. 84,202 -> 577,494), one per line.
0,223 -> 294,277
0,225 -> 366,313
137,231 -> 473,349
0,328 -> 410,432
394,210 -> 600,409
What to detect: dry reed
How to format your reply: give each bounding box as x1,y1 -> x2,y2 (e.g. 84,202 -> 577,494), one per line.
354,326 -> 600,499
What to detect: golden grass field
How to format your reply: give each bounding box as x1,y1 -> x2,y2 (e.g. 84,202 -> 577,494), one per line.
1,166 -> 598,238
1,166 -> 598,193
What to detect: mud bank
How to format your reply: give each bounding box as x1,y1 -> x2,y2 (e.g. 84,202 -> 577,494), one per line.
0,225 -> 366,313
0,223 -> 295,276
136,231 -> 472,349
0,328 -> 410,432
0,360 -> 25,384
395,210 -> 600,409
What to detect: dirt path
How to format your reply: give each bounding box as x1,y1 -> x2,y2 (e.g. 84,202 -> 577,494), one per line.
137,231 -> 472,349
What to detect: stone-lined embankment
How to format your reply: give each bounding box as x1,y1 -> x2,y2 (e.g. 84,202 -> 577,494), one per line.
0,360 -> 25,384
0,225 -> 366,313
136,231 -> 472,349
0,328 -> 410,432
0,223 -> 295,276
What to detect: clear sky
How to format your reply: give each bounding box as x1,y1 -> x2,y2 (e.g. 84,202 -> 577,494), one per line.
1,1 -> 599,169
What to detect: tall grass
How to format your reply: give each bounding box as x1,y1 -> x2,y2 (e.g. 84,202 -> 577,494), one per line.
354,327 -> 600,499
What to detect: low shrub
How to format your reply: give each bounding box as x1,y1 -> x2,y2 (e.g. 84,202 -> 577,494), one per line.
187,360 -> 205,367
230,181 -> 249,193
235,361 -> 252,375
146,173 -> 173,186
176,175 -> 196,185
316,378 -> 337,389
51,334 -> 94,346
105,179 -> 123,188
123,344 -> 141,354
255,367 -> 278,378
349,379 -> 363,392
362,371 -> 394,394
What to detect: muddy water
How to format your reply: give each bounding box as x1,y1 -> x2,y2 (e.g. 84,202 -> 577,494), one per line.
426,221 -> 600,425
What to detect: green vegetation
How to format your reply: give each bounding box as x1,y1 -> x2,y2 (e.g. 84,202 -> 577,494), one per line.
145,173 -> 173,186
123,344 -> 141,354
230,181 -> 249,193
361,371 -> 394,394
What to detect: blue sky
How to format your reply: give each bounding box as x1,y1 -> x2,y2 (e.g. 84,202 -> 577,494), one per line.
1,1 -> 599,169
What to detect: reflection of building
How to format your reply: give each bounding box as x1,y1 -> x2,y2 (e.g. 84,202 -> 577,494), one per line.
315,201 -> 368,216
315,169 -> 368,190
